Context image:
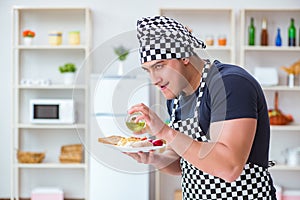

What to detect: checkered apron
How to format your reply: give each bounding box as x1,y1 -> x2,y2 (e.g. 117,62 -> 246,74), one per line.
169,62 -> 272,200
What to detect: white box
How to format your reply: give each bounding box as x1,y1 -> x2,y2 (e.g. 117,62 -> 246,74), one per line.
254,67 -> 278,86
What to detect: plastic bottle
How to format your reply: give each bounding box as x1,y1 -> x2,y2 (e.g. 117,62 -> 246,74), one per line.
260,18 -> 268,46
288,18 -> 296,46
275,28 -> 282,46
248,17 -> 255,46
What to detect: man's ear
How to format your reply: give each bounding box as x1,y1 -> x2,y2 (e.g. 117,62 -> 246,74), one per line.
181,58 -> 190,64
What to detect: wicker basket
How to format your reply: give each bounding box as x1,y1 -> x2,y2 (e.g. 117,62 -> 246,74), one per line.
59,144 -> 83,163
269,92 -> 293,125
59,153 -> 82,163
61,144 -> 83,154
17,151 -> 45,164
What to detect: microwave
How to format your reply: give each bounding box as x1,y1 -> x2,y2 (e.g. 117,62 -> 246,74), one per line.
30,99 -> 75,124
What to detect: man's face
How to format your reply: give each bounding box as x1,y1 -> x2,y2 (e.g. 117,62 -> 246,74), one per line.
142,59 -> 190,99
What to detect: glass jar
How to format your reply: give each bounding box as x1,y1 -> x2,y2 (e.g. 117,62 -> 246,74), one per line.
68,31 -> 80,45
125,112 -> 146,132
218,35 -> 227,46
48,31 -> 62,45
205,35 -> 214,46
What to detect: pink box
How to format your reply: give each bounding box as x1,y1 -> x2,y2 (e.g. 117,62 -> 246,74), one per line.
31,188 -> 63,200
283,190 -> 300,200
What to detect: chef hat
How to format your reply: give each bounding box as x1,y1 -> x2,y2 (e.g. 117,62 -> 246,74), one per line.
137,15 -> 206,64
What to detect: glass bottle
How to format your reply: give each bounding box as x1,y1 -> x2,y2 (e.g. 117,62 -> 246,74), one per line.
288,18 -> 296,46
125,112 -> 146,132
260,18 -> 268,46
248,17 -> 255,46
275,28 -> 282,46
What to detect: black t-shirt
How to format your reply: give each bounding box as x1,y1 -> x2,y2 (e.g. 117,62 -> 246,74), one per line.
167,60 -> 271,168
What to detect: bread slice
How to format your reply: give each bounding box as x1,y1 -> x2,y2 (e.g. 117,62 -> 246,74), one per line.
98,136 -> 124,145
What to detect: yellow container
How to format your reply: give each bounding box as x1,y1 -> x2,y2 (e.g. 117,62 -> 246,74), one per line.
205,35 -> 214,46
48,32 -> 62,45
68,31 -> 80,45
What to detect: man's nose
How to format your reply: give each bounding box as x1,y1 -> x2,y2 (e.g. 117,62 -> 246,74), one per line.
150,72 -> 161,86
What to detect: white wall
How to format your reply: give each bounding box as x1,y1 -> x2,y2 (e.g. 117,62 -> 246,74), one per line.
1,0 -> 300,198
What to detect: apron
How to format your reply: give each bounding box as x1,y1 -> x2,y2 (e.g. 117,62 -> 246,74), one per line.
168,61 -> 272,200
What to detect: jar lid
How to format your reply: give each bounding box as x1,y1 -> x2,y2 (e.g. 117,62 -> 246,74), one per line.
49,32 -> 62,36
69,31 -> 80,34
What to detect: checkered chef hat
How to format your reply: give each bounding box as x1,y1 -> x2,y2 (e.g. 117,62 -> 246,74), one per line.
137,16 -> 206,64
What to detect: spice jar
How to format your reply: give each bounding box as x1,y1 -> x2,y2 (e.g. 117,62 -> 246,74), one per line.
218,35 -> 227,46
48,31 -> 62,45
205,35 -> 214,46
68,31 -> 80,45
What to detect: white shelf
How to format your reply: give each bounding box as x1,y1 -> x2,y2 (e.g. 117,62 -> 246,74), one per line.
16,45 -> 88,50
271,124 -> 300,131
13,6 -> 90,10
270,164 -> 300,171
17,84 -> 86,90
243,46 -> 300,51
17,124 -> 86,129
262,86 -> 300,91
17,163 -> 87,169
205,46 -> 233,51
160,8 -> 234,12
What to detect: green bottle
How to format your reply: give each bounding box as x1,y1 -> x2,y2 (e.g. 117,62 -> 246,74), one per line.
288,18 -> 296,46
248,17 -> 255,46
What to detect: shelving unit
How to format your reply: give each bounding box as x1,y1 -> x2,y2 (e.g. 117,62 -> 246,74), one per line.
240,8 -> 300,191
11,6 -> 91,200
240,9 -> 300,73
156,8 -> 236,200
155,8 -> 300,200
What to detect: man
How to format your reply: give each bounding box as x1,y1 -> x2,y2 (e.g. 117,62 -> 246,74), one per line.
126,16 -> 276,199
